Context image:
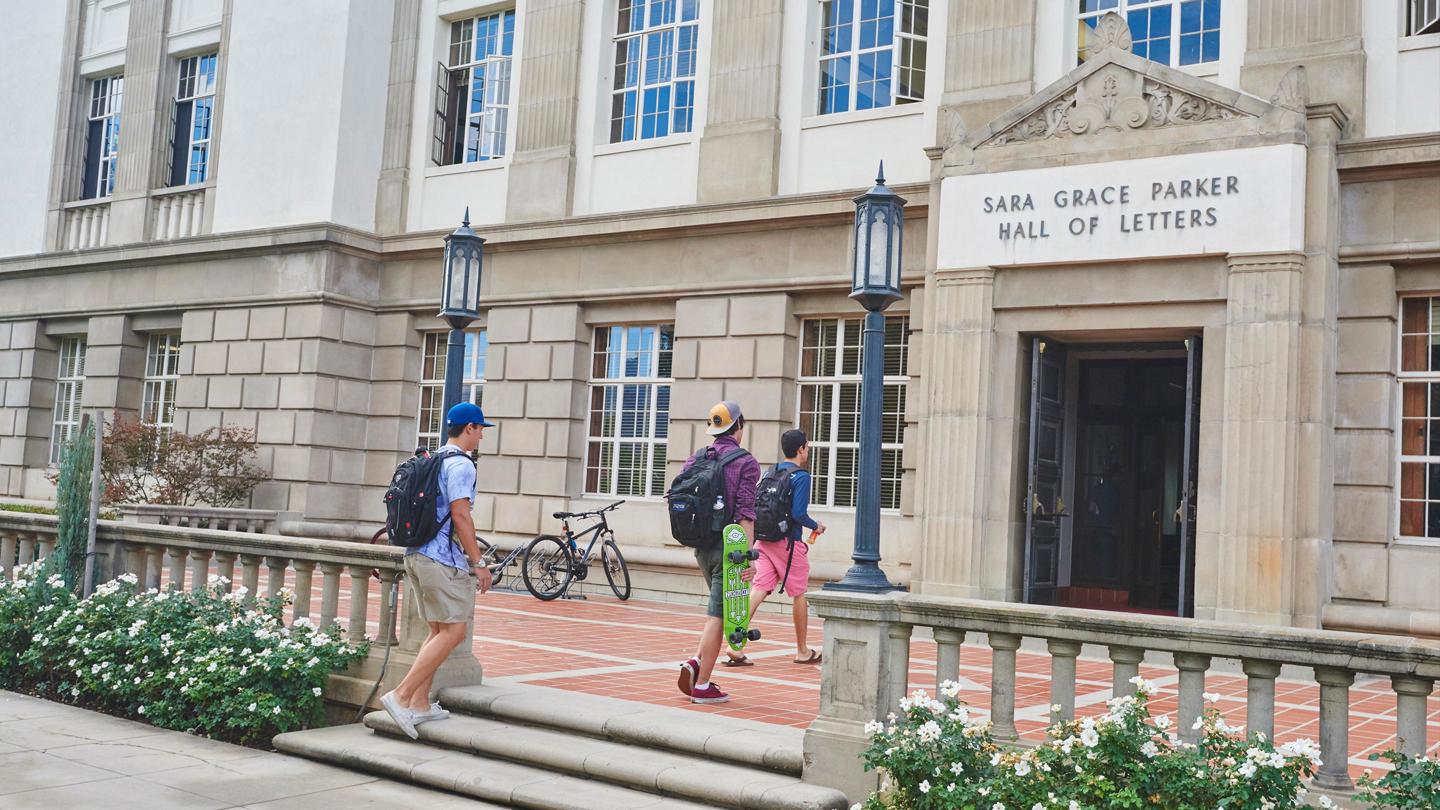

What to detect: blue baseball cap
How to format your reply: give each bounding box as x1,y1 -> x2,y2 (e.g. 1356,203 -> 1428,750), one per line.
446,402 -> 495,428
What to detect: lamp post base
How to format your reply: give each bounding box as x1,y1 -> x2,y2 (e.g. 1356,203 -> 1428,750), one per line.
824,561 -> 905,593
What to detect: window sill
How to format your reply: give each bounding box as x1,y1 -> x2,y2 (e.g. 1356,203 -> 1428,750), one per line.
1394,536 -> 1440,549
801,103 -> 926,131
593,133 -> 696,157
151,183 -> 213,197
425,158 -> 510,178
1399,33 -> 1440,52
62,197 -> 112,210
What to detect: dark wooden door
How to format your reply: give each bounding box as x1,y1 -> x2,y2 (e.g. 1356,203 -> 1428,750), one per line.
1024,337 -> 1068,605
1177,336 -> 1202,617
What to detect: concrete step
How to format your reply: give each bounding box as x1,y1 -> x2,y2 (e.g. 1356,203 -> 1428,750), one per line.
273,723 -> 714,810
361,709 -> 846,810
435,681 -> 807,777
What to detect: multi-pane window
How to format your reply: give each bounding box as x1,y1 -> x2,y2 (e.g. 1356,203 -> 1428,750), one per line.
433,10 -> 516,165
1398,298 -> 1440,539
417,331 -> 487,450
169,53 -> 218,186
1411,0 -> 1440,35
1077,0 -> 1221,67
141,334 -> 182,439
586,325 -> 673,497
50,338 -> 87,464
797,316 -> 909,510
610,0 -> 699,142
818,0 -> 928,115
82,75 -> 123,199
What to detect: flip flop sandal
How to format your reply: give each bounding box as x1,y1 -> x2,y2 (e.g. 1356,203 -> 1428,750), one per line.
793,650 -> 822,665
721,655 -> 754,667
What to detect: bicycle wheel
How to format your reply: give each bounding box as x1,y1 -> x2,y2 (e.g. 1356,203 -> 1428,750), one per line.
476,537 -> 504,588
522,535 -> 574,601
601,539 -> 631,601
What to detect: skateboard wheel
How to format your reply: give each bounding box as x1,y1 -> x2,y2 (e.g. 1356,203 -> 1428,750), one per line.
747,629 -> 761,642
727,550 -> 748,564
728,630 -> 744,645
746,549 -> 760,561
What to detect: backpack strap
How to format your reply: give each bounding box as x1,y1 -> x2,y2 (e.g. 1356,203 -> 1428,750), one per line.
716,447 -> 750,467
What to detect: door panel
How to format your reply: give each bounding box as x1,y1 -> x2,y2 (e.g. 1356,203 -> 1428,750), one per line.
1177,336 -> 1202,617
1024,337 -> 1068,605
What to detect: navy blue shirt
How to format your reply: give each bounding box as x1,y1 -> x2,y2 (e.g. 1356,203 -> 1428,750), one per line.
775,461 -> 820,541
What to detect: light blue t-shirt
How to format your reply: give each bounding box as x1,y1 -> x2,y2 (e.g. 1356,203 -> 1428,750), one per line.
405,446 -> 476,571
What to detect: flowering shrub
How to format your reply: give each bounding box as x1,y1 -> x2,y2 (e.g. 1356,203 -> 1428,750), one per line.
1358,750 -> 1440,809
0,563 -> 366,745
857,677 -> 1327,810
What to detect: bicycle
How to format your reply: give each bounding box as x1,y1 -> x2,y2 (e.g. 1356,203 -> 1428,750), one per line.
522,500 -> 631,601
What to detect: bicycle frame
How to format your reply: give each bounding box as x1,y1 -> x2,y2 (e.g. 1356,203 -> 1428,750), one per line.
556,512 -> 613,568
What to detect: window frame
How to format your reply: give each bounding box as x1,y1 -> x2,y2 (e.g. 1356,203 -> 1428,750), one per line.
1076,0 -> 1222,68
433,9 -> 517,166
1395,296 -> 1440,543
796,315 -> 909,511
585,323 -> 674,499
1409,0 -> 1440,36
168,53 -> 218,187
82,74 -> 124,200
50,337 -> 88,465
816,0 -> 930,117
608,0 -> 701,143
141,333 -> 182,441
417,330 -> 487,451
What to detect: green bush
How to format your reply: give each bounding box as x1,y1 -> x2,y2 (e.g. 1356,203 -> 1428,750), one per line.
1359,750 -> 1440,809
0,503 -> 57,515
1,563 -> 366,746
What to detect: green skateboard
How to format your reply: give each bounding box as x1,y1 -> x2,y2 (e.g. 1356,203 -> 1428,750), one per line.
722,523 -> 761,652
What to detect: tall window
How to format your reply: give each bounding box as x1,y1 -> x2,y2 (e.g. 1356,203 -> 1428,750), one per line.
1411,0 -> 1440,35
169,53 -> 218,186
141,334 -> 182,440
433,10 -> 516,165
1077,0 -> 1221,67
417,331 -> 487,450
818,0 -> 928,115
1398,297 -> 1440,539
586,325 -> 673,497
610,0 -> 699,142
82,75 -> 123,199
797,316 -> 909,510
50,338 -> 87,465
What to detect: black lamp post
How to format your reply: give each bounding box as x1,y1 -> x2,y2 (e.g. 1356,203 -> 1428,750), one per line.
826,163 -> 905,593
439,208 -> 485,415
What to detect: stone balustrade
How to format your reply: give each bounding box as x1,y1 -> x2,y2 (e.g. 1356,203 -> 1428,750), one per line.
149,187 -> 208,241
115,504 -> 279,534
802,590 -> 1440,804
61,200 -> 111,250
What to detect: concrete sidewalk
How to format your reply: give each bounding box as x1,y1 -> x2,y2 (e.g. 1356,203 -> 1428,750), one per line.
0,691 -> 503,809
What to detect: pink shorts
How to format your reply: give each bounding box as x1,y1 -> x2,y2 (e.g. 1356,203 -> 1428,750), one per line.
752,539 -> 809,596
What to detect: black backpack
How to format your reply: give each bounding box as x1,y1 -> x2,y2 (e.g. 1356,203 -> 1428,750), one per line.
754,466 -> 798,542
666,445 -> 750,548
383,448 -> 465,548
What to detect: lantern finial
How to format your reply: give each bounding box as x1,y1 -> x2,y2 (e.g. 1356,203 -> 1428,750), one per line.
876,161 -> 885,186
462,206 -> 471,227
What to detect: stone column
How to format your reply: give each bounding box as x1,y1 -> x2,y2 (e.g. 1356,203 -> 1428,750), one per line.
1242,659 -> 1282,741
0,322 -> 57,496
1209,253 -> 1304,626
696,0 -> 783,203
1109,645 -> 1144,699
81,315 -> 147,421
1313,666 -> 1355,791
1174,652 -> 1211,745
1047,639 -> 1082,723
937,0 -> 1036,153
914,269 -> 996,598
374,0 -> 422,235
1240,0 -> 1364,135
504,0 -> 586,221
1391,675 -> 1434,758
107,0 -> 172,243
987,631 -> 1021,741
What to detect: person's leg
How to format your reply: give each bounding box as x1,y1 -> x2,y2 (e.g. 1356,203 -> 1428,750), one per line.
792,594 -> 810,658
410,620 -> 444,707
695,616 -> 723,684
394,621 -> 468,710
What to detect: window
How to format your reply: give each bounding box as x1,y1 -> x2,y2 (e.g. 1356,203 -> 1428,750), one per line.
169,53 -> 218,186
1398,297 -> 1440,539
818,0 -> 928,115
586,325 -> 673,497
610,0 -> 699,142
1077,0 -> 1220,67
82,75 -> 123,199
1411,0 -> 1440,35
433,10 -> 516,165
141,333 -> 182,440
50,338 -> 87,465
797,316 -> 909,510
417,330 -> 487,450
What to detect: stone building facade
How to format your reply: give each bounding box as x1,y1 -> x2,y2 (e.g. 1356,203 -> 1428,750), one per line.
2,0 -> 1438,634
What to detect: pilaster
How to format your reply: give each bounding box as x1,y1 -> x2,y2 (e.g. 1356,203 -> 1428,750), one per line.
1240,0 -> 1364,135
374,0 -> 423,235
914,268 -> 996,599
107,0 -> 172,244
80,314 -> 146,421
44,0 -> 89,252
504,0 -> 586,222
937,0 -> 1037,149
695,0 -> 784,203
0,323 -> 56,496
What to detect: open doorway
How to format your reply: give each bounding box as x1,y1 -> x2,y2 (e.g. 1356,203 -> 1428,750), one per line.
1023,338 -> 1201,617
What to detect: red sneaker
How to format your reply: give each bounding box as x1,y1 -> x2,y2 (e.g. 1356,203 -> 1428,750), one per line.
690,683 -> 730,704
677,658 -> 699,696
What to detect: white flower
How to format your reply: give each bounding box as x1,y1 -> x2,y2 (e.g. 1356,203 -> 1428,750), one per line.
917,720 -> 942,743
312,687 -> 323,697
1080,727 -> 1099,748
1202,691 -> 1221,703
1193,716 -> 1205,731
991,803 -> 1004,810
1141,740 -> 1158,758
247,702 -> 257,712
949,761 -> 964,776
1317,797 -> 1335,809
272,706 -> 281,715
1238,760 -> 1257,778
939,679 -> 961,699
1069,803 -> 1081,810
918,780 -> 930,794
1154,714 -> 1171,730
1013,759 -> 1031,777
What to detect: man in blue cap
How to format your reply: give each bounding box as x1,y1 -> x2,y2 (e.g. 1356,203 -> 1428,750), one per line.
381,401 -> 495,739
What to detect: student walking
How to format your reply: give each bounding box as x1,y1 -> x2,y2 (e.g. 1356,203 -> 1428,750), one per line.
725,429 -> 825,667
668,401 -> 760,705
380,402 -> 494,739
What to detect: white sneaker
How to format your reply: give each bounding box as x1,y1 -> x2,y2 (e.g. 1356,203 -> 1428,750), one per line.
380,690 -> 419,739
414,702 -> 450,724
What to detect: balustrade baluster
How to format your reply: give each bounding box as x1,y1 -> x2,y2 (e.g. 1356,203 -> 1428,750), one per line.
188,549 -> 213,592
37,534 -> 56,562
1391,675 -> 1434,758
932,628 -> 964,694
1241,659 -> 1281,741
1173,653 -> 1211,745
145,546 -> 164,591
1048,639 -> 1082,723
376,568 -> 400,645
265,557 -> 288,600
214,552 -> 236,591
318,563 -> 342,629
17,533 -> 35,572
346,565 -> 371,643
988,632 -> 1022,741
1,531 -> 16,579
166,546 -> 189,591
1313,667 -> 1355,791
887,624 -> 912,707
291,560 -> 315,621
128,544 -> 149,589
1108,645 -> 1144,699
240,554 -> 262,602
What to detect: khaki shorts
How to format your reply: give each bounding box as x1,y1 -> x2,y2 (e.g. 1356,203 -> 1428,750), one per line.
694,544 -> 723,619
404,553 -> 476,625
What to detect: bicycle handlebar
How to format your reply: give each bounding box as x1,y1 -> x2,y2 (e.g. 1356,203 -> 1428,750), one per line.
552,500 -> 626,521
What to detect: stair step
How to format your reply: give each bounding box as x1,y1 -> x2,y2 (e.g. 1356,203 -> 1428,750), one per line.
362,710 -> 846,810
274,724 -> 715,810
436,681 -> 807,776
